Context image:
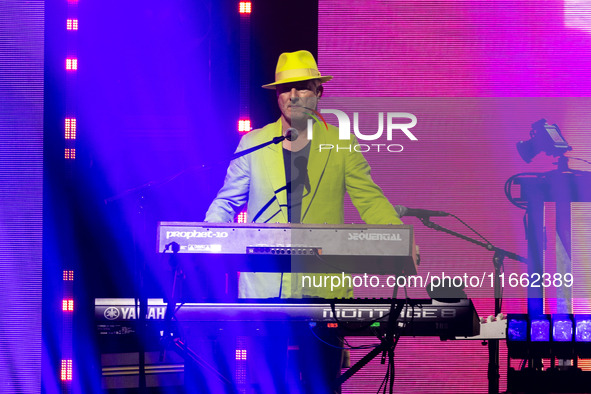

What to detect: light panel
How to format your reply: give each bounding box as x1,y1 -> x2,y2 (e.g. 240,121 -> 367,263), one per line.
235,349 -> 247,361
62,299 -> 74,312
236,211 -> 247,223
530,317 -> 550,342
576,316 -> 591,343
65,58 -> 77,71
62,270 -> 74,281
553,315 -> 573,342
239,1 -> 251,14
65,118 -> 76,139
238,119 -> 251,133
66,19 -> 78,31
507,318 -> 528,342
60,360 -> 72,381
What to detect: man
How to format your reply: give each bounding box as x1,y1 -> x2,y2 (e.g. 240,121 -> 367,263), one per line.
205,50 -> 402,299
203,50 -> 403,393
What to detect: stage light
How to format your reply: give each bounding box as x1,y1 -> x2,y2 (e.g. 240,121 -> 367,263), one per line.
508,314 -> 591,359
327,323 -> 338,328
60,360 -> 72,381
63,270 -> 74,281
236,211 -> 247,223
65,149 -> 76,160
66,58 -> 78,70
62,299 -> 74,312
65,118 -> 76,139
239,2 -> 252,14
530,316 -> 550,342
238,119 -> 251,133
553,315 -> 573,342
67,19 -> 78,31
516,119 -> 571,163
235,349 -> 247,360
575,316 -> 591,342
507,316 -> 528,341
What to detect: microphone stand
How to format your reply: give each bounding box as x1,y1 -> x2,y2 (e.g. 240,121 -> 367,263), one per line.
334,295 -> 405,393
103,133 -> 292,390
418,216 -> 527,394
161,242 -> 234,389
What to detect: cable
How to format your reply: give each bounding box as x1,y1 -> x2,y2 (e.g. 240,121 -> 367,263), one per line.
342,336 -> 378,350
505,172 -> 546,210
448,213 -> 492,246
377,366 -> 389,394
307,324 -> 379,350
381,291 -> 408,393
570,157 -> 591,166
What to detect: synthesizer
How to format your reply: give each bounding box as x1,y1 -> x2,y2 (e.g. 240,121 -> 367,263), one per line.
96,298 -> 479,338
157,222 -> 417,275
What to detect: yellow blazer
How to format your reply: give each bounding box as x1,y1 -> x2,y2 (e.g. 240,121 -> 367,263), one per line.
205,119 -> 402,297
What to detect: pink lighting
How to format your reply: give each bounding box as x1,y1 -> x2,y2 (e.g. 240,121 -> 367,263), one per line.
65,58 -> 77,70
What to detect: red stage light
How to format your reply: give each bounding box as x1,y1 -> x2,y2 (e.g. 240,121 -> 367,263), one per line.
60,360 -> 72,381
67,19 -> 78,31
238,119 -> 251,133
65,118 -> 76,139
66,58 -> 78,70
62,299 -> 74,312
239,2 -> 252,14
237,211 -> 248,223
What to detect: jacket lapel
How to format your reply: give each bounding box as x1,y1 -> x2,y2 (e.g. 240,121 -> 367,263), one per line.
262,119 -> 288,222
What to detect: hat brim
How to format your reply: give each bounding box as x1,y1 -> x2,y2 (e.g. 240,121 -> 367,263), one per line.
262,75 -> 333,89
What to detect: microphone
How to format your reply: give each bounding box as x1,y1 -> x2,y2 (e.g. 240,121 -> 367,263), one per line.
284,128 -> 299,141
395,205 -> 449,218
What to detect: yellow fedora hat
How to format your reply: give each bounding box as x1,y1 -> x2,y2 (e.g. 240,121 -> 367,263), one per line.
262,50 -> 333,89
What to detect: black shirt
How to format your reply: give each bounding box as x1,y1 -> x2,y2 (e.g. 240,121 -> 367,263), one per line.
282,142 -> 311,223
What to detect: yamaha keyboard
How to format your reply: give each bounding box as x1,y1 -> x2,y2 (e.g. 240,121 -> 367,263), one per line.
96,298 -> 479,339
157,222 -> 417,275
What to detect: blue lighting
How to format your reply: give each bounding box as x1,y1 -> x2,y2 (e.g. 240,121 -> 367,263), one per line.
508,318 -> 528,341
531,318 -> 550,342
552,316 -> 573,342
575,317 -> 591,342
